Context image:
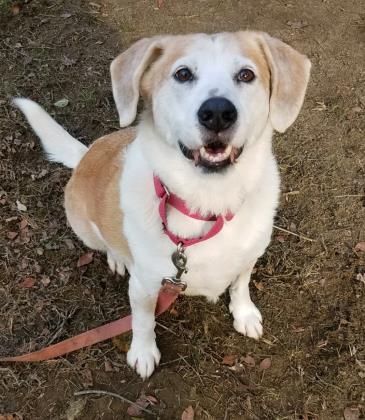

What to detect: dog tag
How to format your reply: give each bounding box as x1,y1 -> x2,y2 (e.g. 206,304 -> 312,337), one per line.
162,243 -> 188,291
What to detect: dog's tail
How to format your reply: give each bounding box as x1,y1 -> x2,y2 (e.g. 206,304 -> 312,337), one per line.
13,98 -> 88,169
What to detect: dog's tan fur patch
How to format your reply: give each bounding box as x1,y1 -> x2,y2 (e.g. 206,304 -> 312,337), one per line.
65,128 -> 136,262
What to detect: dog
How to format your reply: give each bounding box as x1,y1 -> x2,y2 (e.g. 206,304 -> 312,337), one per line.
15,31 -> 311,379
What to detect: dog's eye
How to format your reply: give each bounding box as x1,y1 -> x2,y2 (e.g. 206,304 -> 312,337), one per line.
174,67 -> 194,83
236,68 -> 255,83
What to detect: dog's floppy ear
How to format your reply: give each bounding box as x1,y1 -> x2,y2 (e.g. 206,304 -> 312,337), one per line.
260,33 -> 311,133
110,37 -> 163,127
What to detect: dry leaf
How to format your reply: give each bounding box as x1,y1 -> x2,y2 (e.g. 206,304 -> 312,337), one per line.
7,231 -> 18,240
127,394 -> 157,417
60,12 -> 72,18
40,276 -> 51,286
19,219 -> 28,230
64,238 -> 75,250
222,354 -> 237,366
66,399 -> 86,420
80,369 -> 93,387
259,357 -> 271,370
145,395 -> 158,405
11,3 -> 22,15
343,406 -> 360,420
241,354 -> 255,367
354,242 -> 365,252
286,20 -> 308,29
104,360 -> 113,372
16,200 -> 27,211
356,273 -> 365,284
169,306 -> 179,316
156,0 -> 165,8
54,98 -> 69,108
181,405 -> 194,420
0,414 -> 23,420
253,280 -> 264,290
112,334 -> 131,353
77,252 -> 94,267
19,277 -> 36,288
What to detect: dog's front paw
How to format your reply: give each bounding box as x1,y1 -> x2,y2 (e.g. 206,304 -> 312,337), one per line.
127,338 -> 161,379
230,302 -> 263,340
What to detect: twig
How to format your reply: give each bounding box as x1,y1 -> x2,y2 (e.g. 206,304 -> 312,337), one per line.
159,354 -> 188,366
156,321 -> 178,336
334,194 -> 365,198
273,225 -> 316,242
74,389 -> 156,416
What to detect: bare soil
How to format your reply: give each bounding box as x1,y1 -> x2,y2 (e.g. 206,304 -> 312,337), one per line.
0,0 -> 364,419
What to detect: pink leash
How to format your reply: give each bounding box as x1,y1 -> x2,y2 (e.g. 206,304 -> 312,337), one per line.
0,176 -> 234,362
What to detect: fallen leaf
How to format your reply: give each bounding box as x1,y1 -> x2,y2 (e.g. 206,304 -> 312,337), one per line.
276,235 -> 285,243
0,198 -> 7,205
286,20 -> 308,29
181,405 -> 194,420
354,242 -> 365,252
0,414 -> 23,420
253,280 -> 264,290
60,12 -> 72,18
77,252 -> 94,267
19,219 -> 28,230
127,394 -> 157,417
241,354 -> 255,367
80,369 -> 93,387
16,200 -> 27,211
54,98 -> 69,108
356,273 -> 365,284
343,406 -> 360,420
259,357 -> 271,370
62,56 -> 77,66
112,334 -> 131,353
145,395 -> 158,405
11,3 -> 22,15
169,306 -> 179,316
19,277 -> 36,288
66,399 -> 86,420
7,231 -> 18,240
64,238 -> 75,250
104,360 -> 113,372
222,354 -> 237,366
228,362 -> 245,373
156,0 -> 165,8
40,276 -> 51,286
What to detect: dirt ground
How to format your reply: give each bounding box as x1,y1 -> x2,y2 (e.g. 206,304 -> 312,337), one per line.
0,0 -> 364,418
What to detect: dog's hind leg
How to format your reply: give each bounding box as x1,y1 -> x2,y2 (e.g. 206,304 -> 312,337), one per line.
229,260 -> 263,340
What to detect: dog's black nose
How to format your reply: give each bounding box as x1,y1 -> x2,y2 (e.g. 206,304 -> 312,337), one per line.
198,97 -> 237,132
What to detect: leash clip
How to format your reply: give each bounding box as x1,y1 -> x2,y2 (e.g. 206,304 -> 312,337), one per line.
162,243 -> 188,292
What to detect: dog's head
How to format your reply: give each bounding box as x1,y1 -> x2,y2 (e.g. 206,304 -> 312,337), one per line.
111,31 -> 311,172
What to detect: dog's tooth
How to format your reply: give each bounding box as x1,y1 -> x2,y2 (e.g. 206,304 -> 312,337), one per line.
230,149 -> 235,163
193,150 -> 200,165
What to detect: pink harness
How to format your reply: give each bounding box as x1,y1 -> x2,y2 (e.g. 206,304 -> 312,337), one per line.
154,175 -> 234,247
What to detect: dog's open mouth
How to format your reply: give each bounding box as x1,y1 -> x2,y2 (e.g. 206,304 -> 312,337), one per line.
179,141 -> 243,171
